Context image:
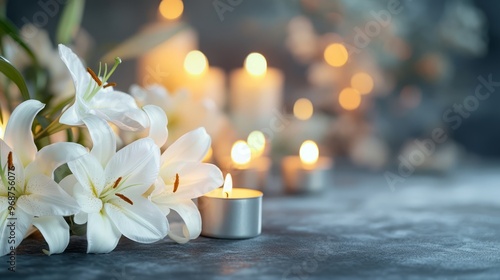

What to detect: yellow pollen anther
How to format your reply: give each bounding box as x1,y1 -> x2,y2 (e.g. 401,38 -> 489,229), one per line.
7,152 -> 13,170
103,82 -> 117,89
87,67 -> 102,86
112,177 -> 122,189
173,173 -> 180,193
115,193 -> 133,205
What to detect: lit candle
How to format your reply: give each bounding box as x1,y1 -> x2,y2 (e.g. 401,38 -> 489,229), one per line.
281,140 -> 332,194
229,52 -> 284,135
222,139 -> 271,190
198,174 -> 263,239
180,50 -> 226,108
138,1 -> 198,95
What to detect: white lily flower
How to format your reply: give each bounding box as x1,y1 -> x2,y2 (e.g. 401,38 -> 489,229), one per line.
149,127 -> 224,243
130,84 -> 225,145
58,44 -> 148,131
62,116 -> 167,253
0,100 -> 87,256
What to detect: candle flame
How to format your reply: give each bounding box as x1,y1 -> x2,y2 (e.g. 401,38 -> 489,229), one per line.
0,126 -> 3,139
247,130 -> 266,159
293,98 -> 314,121
300,140 -> 319,166
159,0 -> 184,20
184,50 -> 208,75
244,52 -> 267,76
231,140 -> 251,166
223,173 -> 233,198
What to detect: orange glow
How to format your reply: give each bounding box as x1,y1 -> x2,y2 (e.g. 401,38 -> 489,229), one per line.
293,98 -> 314,120
324,43 -> 348,67
159,0 -> 184,20
351,72 -> 374,95
244,53 -> 267,76
338,88 -> 361,110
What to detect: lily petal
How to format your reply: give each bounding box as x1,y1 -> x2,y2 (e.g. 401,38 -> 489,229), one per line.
32,216 -> 70,255
68,153 -> 105,196
73,182 -> 103,214
158,162 -> 223,200
86,211 -> 121,253
58,174 -> 77,197
4,100 -> 44,166
74,212 -> 88,225
161,127 -> 211,167
106,197 -> 167,243
0,208 -> 32,256
166,199 -> 201,244
104,138 -> 160,197
58,44 -> 90,96
0,140 -> 25,194
60,102 -> 84,126
17,174 -> 79,216
83,116 -> 116,167
91,90 -> 149,131
143,105 -> 168,148
24,142 -> 87,180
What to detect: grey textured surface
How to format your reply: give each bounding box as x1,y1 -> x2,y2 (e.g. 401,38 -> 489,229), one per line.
1,164 -> 500,279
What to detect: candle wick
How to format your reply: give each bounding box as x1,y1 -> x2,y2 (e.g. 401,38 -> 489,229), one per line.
225,192 -> 229,198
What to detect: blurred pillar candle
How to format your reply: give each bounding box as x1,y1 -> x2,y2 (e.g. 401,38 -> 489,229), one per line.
222,140 -> 270,191
181,50 -> 226,108
230,53 -> 284,135
138,23 -> 198,92
282,140 -> 332,194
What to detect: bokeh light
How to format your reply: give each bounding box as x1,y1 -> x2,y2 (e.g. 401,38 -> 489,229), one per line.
159,0 -> 184,20
338,88 -> 362,110
293,98 -> 314,120
324,43 -> 348,67
351,72 -> 374,95
184,50 -> 208,75
231,140 -> 252,165
247,130 -> 266,158
299,140 -> 319,165
244,53 -> 267,76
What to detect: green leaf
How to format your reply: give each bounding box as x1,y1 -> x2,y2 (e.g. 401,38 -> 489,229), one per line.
100,22 -> 187,62
0,19 -> 39,66
56,0 -> 85,44
0,56 -> 30,101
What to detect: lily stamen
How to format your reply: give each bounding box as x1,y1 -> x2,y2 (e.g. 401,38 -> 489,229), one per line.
7,152 -> 14,170
173,173 -> 180,193
87,67 -> 102,86
112,177 -> 122,189
115,193 -> 133,205
103,82 -> 117,89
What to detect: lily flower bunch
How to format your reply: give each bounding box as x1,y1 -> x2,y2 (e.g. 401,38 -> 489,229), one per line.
0,44 -> 223,255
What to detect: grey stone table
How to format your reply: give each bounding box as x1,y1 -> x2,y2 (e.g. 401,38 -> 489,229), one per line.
2,163 -> 500,279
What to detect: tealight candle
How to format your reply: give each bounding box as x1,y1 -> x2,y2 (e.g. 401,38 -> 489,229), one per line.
221,139 -> 270,191
230,52 -> 284,135
180,50 -> 226,108
198,174 -> 263,239
281,140 -> 332,194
